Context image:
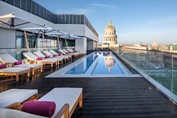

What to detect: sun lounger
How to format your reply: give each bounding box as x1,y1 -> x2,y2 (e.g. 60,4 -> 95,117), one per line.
33,51 -> 61,65
58,49 -> 76,58
0,89 -> 38,108
0,64 -> 30,81
50,50 -> 72,60
0,88 -> 83,118
43,51 -> 66,63
0,54 -> 43,75
67,48 -> 83,56
62,49 -> 80,58
23,52 -> 58,68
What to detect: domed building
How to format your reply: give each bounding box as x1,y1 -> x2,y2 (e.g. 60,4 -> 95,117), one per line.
104,54 -> 115,72
103,20 -> 117,45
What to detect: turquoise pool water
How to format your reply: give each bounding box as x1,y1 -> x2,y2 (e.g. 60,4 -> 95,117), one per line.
65,51 -> 129,75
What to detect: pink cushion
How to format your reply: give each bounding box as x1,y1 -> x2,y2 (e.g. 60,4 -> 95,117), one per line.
14,61 -> 22,65
22,101 -> 56,117
53,54 -> 58,57
0,64 -> 7,69
45,55 -> 50,58
36,57 -> 43,60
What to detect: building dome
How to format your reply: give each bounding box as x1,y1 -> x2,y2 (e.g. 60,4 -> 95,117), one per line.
104,54 -> 115,72
106,20 -> 115,30
103,20 -> 117,45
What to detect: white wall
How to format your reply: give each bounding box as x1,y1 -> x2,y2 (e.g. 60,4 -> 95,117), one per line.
85,25 -> 98,42
55,24 -> 85,36
75,37 -> 87,53
0,28 -> 15,48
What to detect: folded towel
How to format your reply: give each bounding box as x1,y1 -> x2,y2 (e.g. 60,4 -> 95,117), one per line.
45,55 -> 51,58
14,61 -> 22,65
0,64 -> 6,69
53,54 -> 58,57
36,57 -> 43,60
22,101 -> 56,117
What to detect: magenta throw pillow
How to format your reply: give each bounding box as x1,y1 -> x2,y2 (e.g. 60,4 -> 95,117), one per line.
53,54 -> 58,57
36,57 -> 43,60
45,55 -> 50,58
14,61 -> 22,65
0,64 -> 7,69
22,101 -> 56,117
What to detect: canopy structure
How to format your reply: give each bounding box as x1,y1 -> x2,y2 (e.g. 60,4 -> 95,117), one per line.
0,13 -> 44,52
22,26 -> 55,49
0,13 -> 41,29
45,30 -> 80,49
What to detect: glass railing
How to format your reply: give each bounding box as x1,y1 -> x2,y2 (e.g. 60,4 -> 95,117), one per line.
113,47 -> 177,103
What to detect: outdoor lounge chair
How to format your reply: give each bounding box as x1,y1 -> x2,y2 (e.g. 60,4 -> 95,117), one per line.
50,50 -> 72,60
0,54 -> 43,75
33,51 -> 62,65
62,49 -> 80,58
0,89 -> 38,108
43,50 -> 66,63
67,48 -> 83,56
23,52 -> 58,68
58,49 -> 76,58
0,63 -> 30,81
0,88 -> 83,118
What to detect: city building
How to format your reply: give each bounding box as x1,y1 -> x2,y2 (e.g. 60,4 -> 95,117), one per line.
103,20 -> 117,45
97,20 -> 118,49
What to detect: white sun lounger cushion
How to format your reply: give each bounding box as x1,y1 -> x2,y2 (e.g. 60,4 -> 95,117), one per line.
39,88 -> 82,118
0,108 -> 46,118
0,67 -> 29,73
49,50 -> 71,59
23,52 -> 39,61
0,54 -> 18,63
43,51 -> 65,60
0,89 -> 38,108
15,64 -> 42,69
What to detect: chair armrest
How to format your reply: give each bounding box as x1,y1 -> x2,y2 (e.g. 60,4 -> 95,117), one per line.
6,102 -> 22,110
54,104 -> 69,118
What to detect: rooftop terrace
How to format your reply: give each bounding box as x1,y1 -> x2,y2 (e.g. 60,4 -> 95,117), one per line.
0,55 -> 177,118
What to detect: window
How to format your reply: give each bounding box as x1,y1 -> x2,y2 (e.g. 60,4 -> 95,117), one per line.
15,0 -> 21,7
21,0 -> 26,10
7,0 -> 14,5
16,31 -> 25,48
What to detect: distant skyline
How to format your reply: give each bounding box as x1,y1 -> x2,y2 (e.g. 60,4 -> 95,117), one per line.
34,0 -> 177,45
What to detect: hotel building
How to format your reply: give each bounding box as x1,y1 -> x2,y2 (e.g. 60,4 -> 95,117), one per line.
0,0 -> 98,59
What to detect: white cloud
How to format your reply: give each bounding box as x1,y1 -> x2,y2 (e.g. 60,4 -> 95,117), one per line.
91,3 -> 116,9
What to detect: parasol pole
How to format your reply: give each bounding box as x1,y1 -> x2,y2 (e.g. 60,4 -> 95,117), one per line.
24,31 -> 30,52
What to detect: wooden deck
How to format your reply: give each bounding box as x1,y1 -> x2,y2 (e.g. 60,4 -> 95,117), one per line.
0,58 -> 177,117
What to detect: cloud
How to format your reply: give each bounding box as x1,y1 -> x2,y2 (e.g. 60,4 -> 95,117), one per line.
91,3 -> 116,9
56,8 -> 92,14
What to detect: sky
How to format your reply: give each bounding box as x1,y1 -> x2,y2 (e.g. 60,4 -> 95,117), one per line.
34,0 -> 177,45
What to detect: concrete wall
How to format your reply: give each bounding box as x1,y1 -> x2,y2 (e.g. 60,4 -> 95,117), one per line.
75,37 -> 87,53
0,28 -> 15,48
85,25 -> 98,42
55,24 -> 85,36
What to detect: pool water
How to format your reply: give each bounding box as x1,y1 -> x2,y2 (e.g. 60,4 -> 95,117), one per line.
46,51 -> 133,78
65,51 -> 129,75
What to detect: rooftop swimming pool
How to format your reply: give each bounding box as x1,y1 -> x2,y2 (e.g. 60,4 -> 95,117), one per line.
46,51 -> 139,78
